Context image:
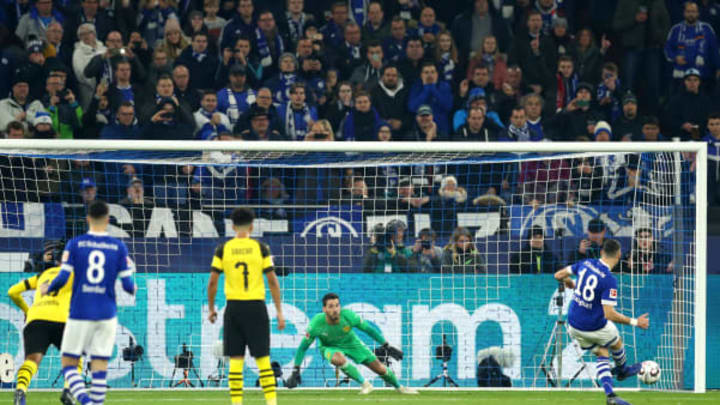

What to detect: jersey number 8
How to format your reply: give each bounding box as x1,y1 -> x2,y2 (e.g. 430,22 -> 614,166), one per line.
87,250 -> 106,284
574,269 -> 598,301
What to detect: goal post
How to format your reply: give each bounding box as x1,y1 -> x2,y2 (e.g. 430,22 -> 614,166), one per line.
0,139 -> 706,392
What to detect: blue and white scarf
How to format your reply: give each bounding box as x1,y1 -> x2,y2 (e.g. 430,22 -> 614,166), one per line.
273,73 -> 297,104
416,23 -> 440,37
225,87 -> 255,125
284,102 -> 313,140
438,53 -> 455,83
255,27 -> 284,67
192,51 -> 207,62
349,0 -> 368,25
286,12 -> 306,43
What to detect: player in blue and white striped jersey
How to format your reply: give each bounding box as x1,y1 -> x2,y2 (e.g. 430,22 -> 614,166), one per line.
555,239 -> 649,405
42,200 -> 136,405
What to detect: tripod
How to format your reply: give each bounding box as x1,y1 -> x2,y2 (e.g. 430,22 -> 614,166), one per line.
170,344 -> 204,388
206,357 -> 227,387
424,335 -> 458,387
535,284 -> 597,388
172,367 -> 203,387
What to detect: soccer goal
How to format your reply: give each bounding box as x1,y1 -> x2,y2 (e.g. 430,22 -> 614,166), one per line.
0,139 -> 706,393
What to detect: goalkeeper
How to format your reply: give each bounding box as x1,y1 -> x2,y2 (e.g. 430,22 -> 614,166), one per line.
286,292 -> 417,395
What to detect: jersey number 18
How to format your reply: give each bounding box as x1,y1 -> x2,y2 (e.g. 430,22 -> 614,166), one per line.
574,269 -> 598,301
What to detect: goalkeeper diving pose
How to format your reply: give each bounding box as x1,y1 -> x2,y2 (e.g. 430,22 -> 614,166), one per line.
286,292 -> 417,395
7,240 -> 81,405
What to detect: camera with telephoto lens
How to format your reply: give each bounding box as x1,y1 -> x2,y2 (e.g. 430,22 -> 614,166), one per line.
372,224 -> 389,250
122,336 -> 144,362
24,240 -> 64,273
435,335 -> 452,362
421,239 -> 432,250
174,343 -> 194,369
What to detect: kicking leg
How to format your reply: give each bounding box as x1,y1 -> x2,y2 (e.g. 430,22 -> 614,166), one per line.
609,339 -> 641,381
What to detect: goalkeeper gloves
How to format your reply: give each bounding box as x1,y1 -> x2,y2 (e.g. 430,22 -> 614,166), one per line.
285,365 -> 301,388
382,342 -> 404,361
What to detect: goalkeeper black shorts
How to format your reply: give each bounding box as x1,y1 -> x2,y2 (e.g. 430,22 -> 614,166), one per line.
24,320 -> 65,355
223,300 -> 270,357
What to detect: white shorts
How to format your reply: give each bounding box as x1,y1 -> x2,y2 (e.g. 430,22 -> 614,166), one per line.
568,321 -> 620,351
61,318 -> 117,360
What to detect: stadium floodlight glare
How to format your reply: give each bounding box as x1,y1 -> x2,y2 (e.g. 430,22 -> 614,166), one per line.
0,139 -> 706,393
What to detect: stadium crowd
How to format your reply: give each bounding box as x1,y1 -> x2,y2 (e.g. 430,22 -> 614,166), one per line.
0,0 -> 711,210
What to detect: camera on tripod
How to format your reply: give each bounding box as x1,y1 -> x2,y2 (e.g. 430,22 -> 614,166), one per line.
174,343 -> 194,370
122,337 -> 144,363
435,335 -> 452,362
171,343 -> 204,387
122,336 -> 144,387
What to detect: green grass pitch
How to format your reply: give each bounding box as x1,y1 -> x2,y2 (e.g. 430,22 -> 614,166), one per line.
2,389 -> 719,405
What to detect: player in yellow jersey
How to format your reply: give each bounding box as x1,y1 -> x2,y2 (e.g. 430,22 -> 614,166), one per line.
207,207 -> 285,405
6,240 -> 80,405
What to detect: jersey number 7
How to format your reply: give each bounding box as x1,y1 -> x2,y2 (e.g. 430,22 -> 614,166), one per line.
235,261 -> 249,291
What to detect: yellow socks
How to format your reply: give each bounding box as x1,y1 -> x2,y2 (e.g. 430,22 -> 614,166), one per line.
229,358 -> 244,405
256,356 -> 277,405
16,360 -> 38,392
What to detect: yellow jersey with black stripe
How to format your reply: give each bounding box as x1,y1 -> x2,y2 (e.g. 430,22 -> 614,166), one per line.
211,237 -> 274,301
6,266 -> 74,324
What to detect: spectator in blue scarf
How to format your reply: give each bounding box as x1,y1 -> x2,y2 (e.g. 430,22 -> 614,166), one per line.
277,83 -> 318,141
340,90 -> 384,141
252,9 -> 286,78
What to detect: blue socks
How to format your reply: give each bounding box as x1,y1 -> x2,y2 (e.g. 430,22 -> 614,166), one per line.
90,370 -> 108,405
596,356 -> 614,396
63,366 -> 91,405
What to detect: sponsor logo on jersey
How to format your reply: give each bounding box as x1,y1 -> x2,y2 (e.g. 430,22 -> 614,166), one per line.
609,288 -> 617,299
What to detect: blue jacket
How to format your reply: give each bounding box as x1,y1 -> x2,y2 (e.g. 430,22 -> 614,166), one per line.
665,21 -> 720,79
452,109 -> 505,132
408,81 -> 453,135
100,122 -> 140,140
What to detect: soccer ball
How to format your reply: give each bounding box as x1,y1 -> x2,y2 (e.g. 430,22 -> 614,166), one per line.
638,360 -> 661,385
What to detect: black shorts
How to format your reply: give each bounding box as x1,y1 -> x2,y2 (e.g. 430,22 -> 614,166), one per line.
223,300 -> 270,358
23,320 -> 65,355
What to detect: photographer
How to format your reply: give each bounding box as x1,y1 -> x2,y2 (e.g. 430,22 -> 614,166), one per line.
362,223 -> 411,273
441,226 -> 486,274
42,74 -> 82,139
83,31 -> 147,97
139,97 -> 195,140
409,227 -> 443,273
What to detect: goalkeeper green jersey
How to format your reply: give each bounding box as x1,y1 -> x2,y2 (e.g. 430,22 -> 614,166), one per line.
293,308 -> 385,366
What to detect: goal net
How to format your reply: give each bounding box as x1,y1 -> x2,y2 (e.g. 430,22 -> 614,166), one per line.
0,140 -> 706,392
